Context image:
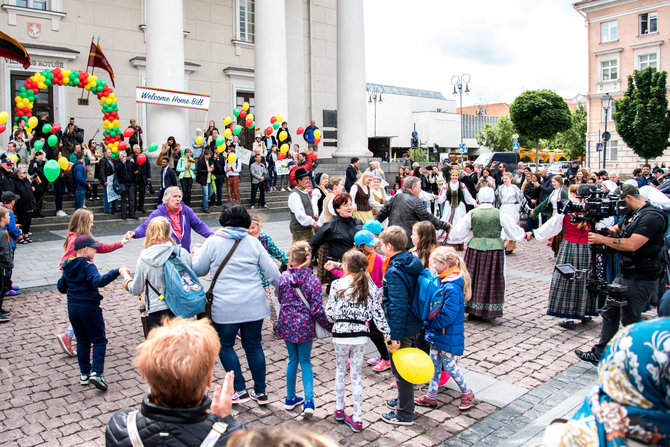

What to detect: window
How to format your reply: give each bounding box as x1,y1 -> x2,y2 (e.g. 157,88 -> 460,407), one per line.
640,12 -> 658,35
602,101 -> 616,123
600,59 -> 618,82
638,52 -> 658,71
14,0 -> 47,9
606,140 -> 618,162
238,0 -> 255,43
601,21 -> 617,42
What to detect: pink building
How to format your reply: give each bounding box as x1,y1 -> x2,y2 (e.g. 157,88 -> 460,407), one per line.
574,0 -> 670,174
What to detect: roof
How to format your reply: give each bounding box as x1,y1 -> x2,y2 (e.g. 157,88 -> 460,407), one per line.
457,103 -> 510,118
366,83 -> 445,100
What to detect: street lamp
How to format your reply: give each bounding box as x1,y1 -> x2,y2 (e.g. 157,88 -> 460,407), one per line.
601,92 -> 613,169
452,73 -> 471,164
367,84 -> 384,137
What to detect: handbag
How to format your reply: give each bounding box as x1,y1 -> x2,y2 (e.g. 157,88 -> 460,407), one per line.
113,175 -> 125,194
203,239 -> 242,319
293,286 -> 330,339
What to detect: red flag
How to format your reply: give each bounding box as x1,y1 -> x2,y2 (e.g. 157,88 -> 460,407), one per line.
0,30 -> 30,69
87,41 -> 115,87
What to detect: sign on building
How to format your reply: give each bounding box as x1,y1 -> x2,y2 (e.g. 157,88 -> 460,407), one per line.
136,86 -> 210,110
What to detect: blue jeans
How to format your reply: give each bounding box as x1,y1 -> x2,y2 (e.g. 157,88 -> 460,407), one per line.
212,319 -> 266,394
659,289 -> 670,317
102,184 -> 118,213
201,183 -> 213,210
284,341 -> 314,401
74,189 -> 86,210
68,304 -> 107,375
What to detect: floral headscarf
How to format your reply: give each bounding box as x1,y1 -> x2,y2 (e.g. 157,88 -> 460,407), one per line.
541,318 -> 669,446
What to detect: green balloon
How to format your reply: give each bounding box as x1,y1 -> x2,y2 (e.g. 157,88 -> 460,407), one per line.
42,123 -> 51,134
148,142 -> 159,152
34,140 -> 44,151
47,134 -> 58,147
233,108 -> 240,117
215,135 -> 225,146
272,122 -> 280,130
44,159 -> 60,183
233,125 -> 242,136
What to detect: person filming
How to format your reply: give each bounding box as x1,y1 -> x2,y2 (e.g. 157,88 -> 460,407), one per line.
575,183 -> 667,365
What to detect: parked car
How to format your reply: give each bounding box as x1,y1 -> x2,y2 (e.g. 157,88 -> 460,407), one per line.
472,152 -> 520,173
547,161 -> 572,177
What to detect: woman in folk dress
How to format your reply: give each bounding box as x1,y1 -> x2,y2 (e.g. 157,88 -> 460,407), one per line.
496,172 -> 524,254
369,175 -> 388,217
436,171 -> 476,250
350,172 -> 376,222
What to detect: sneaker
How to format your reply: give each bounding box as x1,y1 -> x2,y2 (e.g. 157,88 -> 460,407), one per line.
251,206 -> 255,209
390,380 -> 397,389
344,414 -> 363,432
415,394 -> 438,408
232,390 -> 251,405
372,359 -> 391,372
459,391 -> 475,410
439,371 -> 451,387
5,289 -> 19,296
10,285 -> 18,291
80,374 -> 89,385
333,409 -> 345,421
0,313 -> 10,323
381,411 -> 414,426
89,372 -> 108,391
302,400 -> 315,417
1,308 -> 11,315
262,205 -> 269,209
284,396 -> 304,410
367,355 -> 382,366
386,398 -> 398,410
56,210 -> 67,217
249,390 -> 269,406
56,332 -> 76,356
581,316 -> 593,324
575,349 -> 600,366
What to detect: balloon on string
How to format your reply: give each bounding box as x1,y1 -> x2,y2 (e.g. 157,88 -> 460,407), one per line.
118,141 -> 128,152
314,129 -> 321,139
137,153 -> 147,165
239,109 -> 247,120
123,127 -> 134,138
223,116 -> 232,126
272,122 -> 280,130
47,134 -> 58,147
148,142 -> 159,152
279,131 -> 288,142
392,348 -> 434,384
224,129 -> 232,139
51,124 -> 61,133
7,154 -> 18,164
314,138 -> 321,144
242,102 -> 249,111
195,136 -> 203,145
0,124 -> 5,134
280,144 -> 289,154
277,152 -> 286,160
216,135 -> 225,146
42,123 -> 52,134
228,153 -> 237,164
296,127 -> 304,135
270,116 -> 277,124
246,113 -> 254,122
28,116 -> 38,128
233,108 -> 240,117
58,157 -> 69,171
276,114 -> 283,123
44,159 -> 60,182
233,125 -> 242,136
245,118 -> 253,128
217,145 -> 225,153
33,140 -> 44,151
0,111 -> 8,124
265,127 -> 273,136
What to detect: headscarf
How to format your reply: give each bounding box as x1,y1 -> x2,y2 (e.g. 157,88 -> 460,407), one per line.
214,226 -> 248,241
541,318 -> 670,446
477,187 -> 495,204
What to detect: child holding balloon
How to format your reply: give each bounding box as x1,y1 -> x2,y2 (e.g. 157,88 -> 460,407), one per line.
414,246 -> 475,411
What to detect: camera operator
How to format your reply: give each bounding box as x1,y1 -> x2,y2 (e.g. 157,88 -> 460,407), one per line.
575,183 -> 667,365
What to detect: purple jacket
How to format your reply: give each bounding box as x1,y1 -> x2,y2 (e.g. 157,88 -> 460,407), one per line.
132,204 -> 213,251
276,267 -> 332,344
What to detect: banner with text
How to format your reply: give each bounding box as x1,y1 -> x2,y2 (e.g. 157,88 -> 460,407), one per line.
136,86 -> 210,110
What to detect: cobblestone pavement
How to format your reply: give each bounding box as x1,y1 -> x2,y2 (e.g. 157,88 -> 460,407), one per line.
0,227 -> 657,446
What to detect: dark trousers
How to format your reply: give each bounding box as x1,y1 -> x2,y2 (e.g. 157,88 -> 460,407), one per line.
251,181 -> 266,207
54,178 -> 64,212
369,320 -> 390,361
136,178 -> 146,212
214,175 -> 226,205
147,309 -> 175,331
15,211 -> 32,234
266,168 -> 275,189
390,333 -> 418,421
120,183 -> 136,218
594,274 -> 658,354
212,319 -> 266,394
68,304 -> 107,375
180,177 -> 193,205
34,187 -> 46,216
659,289 -> 670,317
0,268 -> 10,312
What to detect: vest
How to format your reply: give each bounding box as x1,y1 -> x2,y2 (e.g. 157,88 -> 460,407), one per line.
289,189 -> 315,231
316,186 -> 328,215
446,183 -> 465,209
467,207 -> 504,251
354,185 -> 372,212
371,189 -> 386,212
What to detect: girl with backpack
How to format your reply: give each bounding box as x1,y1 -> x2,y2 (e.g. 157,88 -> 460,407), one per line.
275,241 -> 332,417
326,249 -> 390,433
414,246 -> 475,411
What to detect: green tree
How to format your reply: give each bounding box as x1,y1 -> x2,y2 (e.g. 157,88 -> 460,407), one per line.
546,103 -> 588,160
613,67 -> 670,163
475,115 -> 531,152
509,89 -> 572,168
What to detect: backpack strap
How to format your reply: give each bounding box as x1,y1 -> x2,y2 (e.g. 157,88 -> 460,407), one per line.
199,421 -> 229,447
206,239 -> 242,305
126,410 -> 144,447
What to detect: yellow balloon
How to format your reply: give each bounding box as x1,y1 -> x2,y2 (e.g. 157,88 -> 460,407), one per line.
28,116 -> 38,128
196,136 -> 203,145
279,130 -> 288,142
0,111 -> 7,123
111,147 -> 118,153
392,348 -> 434,384
58,157 -> 69,171
242,102 -> 249,111
217,145 -> 225,153
7,154 -> 18,164
228,153 -> 237,164
224,116 -> 232,126
246,113 -> 254,122
276,114 -> 283,123
224,129 -> 232,139
314,129 -> 321,139
280,144 -> 289,154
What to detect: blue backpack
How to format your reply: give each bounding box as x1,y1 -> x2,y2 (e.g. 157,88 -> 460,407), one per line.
147,247 -> 206,318
411,268 -> 444,325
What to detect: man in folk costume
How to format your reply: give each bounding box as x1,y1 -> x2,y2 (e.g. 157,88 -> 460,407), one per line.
288,167 -> 319,243
449,187 -> 525,320
435,171 -> 476,250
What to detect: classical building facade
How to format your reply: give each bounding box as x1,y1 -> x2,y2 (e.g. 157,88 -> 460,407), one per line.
574,0 -> 670,173
0,0 -> 371,157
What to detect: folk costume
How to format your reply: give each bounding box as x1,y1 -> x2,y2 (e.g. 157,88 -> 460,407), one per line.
287,168 -> 316,243
436,179 -> 476,249
496,183 -> 524,253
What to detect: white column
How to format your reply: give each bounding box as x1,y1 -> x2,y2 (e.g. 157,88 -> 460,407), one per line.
145,0 -> 187,151
333,0 -> 371,158
255,0 -> 289,130
286,0 -> 306,131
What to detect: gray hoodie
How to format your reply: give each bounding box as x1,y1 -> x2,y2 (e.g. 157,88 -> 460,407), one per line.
126,243 -> 193,314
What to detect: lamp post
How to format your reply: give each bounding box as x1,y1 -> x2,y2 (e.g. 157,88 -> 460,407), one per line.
452,73 -> 470,165
367,84 -> 384,137
601,92 -> 613,170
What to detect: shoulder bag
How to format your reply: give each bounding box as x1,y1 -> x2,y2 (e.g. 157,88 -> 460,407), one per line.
203,239 -> 242,319
293,286 -> 330,339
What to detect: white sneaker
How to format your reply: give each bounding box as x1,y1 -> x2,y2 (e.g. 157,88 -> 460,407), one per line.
56,210 -> 67,217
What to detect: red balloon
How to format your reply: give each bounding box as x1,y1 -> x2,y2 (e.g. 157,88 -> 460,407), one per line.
52,124 -> 61,132
0,124 -> 5,134
278,152 -> 286,160
314,138 -> 321,144
245,118 -> 253,128
239,110 -> 247,119
311,152 -> 318,160
118,141 -> 128,151
137,153 -> 147,165
123,127 -> 134,138
265,127 -> 272,136
270,116 -> 277,124
296,127 -> 304,135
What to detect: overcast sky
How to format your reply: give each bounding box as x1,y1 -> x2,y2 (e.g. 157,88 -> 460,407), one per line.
363,0 -> 588,107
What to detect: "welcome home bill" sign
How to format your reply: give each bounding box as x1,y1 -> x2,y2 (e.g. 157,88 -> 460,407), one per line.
136,86 -> 210,110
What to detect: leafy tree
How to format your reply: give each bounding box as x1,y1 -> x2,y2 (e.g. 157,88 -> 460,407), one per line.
509,89 -> 572,168
545,104 -> 588,160
475,115 -> 531,152
613,67 -> 670,163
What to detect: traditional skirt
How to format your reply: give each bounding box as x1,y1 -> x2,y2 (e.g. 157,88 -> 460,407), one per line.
353,210 -> 374,222
317,243 -> 330,285
464,248 -> 506,318
550,231 -> 564,257
547,240 -> 598,319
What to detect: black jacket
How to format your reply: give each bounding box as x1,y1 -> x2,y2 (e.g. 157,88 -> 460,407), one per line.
0,229 -> 13,270
28,158 -> 47,191
311,214 -> 363,262
375,191 -> 450,248
105,395 -> 244,447
212,152 -> 226,176
538,175 -> 554,202
160,166 -> 178,189
461,172 -> 478,198
114,159 -> 134,185
195,157 -> 211,186
13,177 -> 36,214
0,168 -> 16,194
276,127 -> 292,145
98,156 -> 115,185
345,165 -> 358,192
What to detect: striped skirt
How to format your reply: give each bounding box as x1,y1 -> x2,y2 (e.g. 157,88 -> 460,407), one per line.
464,248 -> 506,318
547,240 -> 598,319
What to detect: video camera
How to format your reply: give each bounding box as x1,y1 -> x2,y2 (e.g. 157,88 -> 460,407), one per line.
559,188 -> 627,224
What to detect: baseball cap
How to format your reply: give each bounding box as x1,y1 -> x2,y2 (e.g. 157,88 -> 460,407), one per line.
354,230 -> 379,247
615,183 -> 639,197
74,235 -> 101,251
362,219 -> 383,236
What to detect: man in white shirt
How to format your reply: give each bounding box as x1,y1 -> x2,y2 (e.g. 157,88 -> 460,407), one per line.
288,167 -> 319,243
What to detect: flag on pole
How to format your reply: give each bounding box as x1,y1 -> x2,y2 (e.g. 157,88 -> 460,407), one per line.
87,40 -> 115,87
0,30 -> 30,69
